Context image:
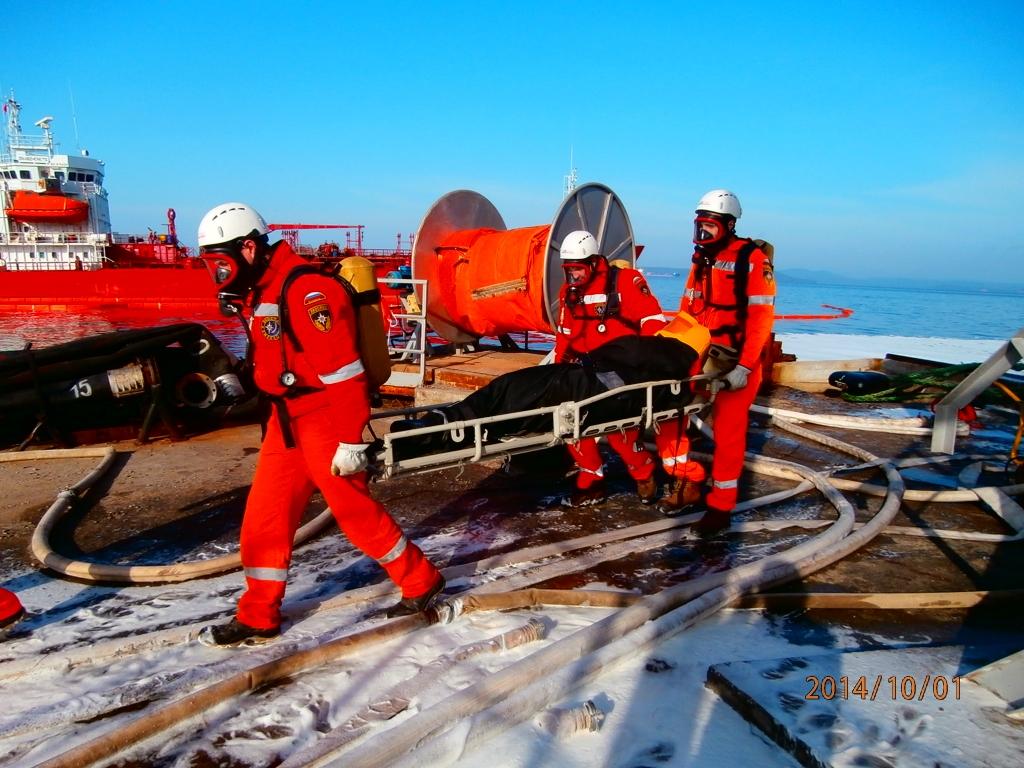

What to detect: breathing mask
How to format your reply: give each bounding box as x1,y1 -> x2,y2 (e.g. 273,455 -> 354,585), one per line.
692,211 -> 734,257
562,259 -> 595,287
200,245 -> 255,316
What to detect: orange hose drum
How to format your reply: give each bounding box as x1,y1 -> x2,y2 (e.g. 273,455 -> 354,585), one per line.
433,225 -> 551,337
413,185 -> 636,343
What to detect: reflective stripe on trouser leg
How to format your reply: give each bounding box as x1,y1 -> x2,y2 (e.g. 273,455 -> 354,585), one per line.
705,363 -> 762,512
606,427 -> 655,481
292,410 -> 440,600
376,534 -> 407,565
238,415 -> 316,630
654,418 -> 706,481
566,438 -> 604,489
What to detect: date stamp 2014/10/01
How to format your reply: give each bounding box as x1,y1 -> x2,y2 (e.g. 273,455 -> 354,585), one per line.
805,675 -> 962,702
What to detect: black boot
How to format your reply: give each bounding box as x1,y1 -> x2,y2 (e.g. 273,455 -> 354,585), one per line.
198,618 -> 280,647
386,577 -> 446,618
694,507 -> 732,536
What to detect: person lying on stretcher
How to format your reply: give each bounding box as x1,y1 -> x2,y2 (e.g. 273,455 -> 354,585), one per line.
387,312 -> 712,463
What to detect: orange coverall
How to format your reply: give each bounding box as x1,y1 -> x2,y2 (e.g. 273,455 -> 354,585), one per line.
238,242 -> 439,630
655,238 -> 776,512
554,259 -> 668,489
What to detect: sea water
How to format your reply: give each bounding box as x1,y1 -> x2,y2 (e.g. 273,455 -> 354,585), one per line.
643,274 -> 1024,341
0,275 -> 1021,361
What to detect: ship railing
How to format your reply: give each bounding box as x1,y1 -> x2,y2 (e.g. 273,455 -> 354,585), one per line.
360,248 -> 412,258
370,375 -> 713,480
1,135 -> 52,158
0,231 -> 110,246
384,277 -> 428,389
0,254 -> 110,271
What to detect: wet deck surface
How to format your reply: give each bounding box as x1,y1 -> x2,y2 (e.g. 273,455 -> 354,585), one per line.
1,378 -> 1022,766
2,383 -> 1020,629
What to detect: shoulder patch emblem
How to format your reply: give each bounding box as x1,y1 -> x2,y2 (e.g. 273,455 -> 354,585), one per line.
260,316 -> 282,340
303,291 -> 327,306
307,301 -> 333,333
633,275 -> 651,295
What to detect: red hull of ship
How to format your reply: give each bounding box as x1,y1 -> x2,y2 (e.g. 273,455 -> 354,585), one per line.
0,257 -> 409,314
0,266 -> 218,311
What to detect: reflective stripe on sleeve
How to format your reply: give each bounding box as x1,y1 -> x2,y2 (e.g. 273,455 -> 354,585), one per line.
748,295 -> 775,305
245,566 -> 288,582
579,467 -> 604,478
713,260 -> 753,273
254,303 -> 280,317
641,313 -> 668,325
377,535 -> 408,565
318,358 -> 365,385
582,293 -> 610,304
713,478 -> 738,489
558,326 -> 572,335
662,453 -> 688,467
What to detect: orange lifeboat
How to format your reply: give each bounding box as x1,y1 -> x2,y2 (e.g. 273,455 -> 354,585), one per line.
5,190 -> 89,223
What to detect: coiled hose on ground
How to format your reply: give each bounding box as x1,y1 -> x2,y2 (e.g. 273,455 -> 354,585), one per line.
11,399 -> 1023,768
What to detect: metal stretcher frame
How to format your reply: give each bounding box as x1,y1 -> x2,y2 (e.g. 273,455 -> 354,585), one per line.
370,374 -> 714,480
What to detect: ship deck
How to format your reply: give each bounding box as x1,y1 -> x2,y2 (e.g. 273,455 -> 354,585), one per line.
0,355 -> 1021,767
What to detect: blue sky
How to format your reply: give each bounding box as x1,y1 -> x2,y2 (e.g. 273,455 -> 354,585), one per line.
3,1 -> 1022,282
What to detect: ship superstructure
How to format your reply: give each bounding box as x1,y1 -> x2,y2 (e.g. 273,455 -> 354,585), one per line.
0,93 -> 114,271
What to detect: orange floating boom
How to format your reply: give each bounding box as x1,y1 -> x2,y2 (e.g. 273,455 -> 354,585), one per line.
665,304 -> 852,322
774,304 -> 854,321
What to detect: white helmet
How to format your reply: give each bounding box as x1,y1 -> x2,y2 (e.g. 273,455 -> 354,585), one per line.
559,230 -> 600,261
695,189 -> 742,220
197,202 -> 270,248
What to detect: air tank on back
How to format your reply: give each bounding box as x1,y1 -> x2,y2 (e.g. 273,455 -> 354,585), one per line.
412,183 -> 637,343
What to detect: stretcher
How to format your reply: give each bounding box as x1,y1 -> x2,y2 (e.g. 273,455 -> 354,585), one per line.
369,374 -> 715,480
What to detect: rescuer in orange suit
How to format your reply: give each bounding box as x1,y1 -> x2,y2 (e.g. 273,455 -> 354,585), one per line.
196,202 -> 443,646
555,230 -> 668,507
655,190 -> 776,534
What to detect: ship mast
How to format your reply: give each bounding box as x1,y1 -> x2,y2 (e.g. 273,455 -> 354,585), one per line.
3,93 -> 21,156
563,146 -> 578,199
2,93 -> 55,160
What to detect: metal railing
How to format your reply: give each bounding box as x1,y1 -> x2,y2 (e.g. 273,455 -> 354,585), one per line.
931,327 -> 1024,454
373,374 -> 713,479
384,277 -> 428,388
0,231 -> 110,245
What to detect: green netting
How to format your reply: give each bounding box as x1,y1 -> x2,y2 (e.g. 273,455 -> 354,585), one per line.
842,363 -> 1024,405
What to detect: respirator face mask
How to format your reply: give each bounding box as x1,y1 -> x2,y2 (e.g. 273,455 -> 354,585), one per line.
201,247 -> 254,316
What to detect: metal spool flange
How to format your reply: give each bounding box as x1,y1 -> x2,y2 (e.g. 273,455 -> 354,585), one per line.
541,182 -> 636,330
413,190 -> 506,344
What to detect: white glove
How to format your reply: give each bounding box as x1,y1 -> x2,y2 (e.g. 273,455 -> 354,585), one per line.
723,365 -> 752,391
330,442 -> 370,476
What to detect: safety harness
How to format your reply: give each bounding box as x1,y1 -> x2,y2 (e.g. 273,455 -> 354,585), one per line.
697,238 -> 761,351
264,263 -> 376,447
566,265 -> 642,329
